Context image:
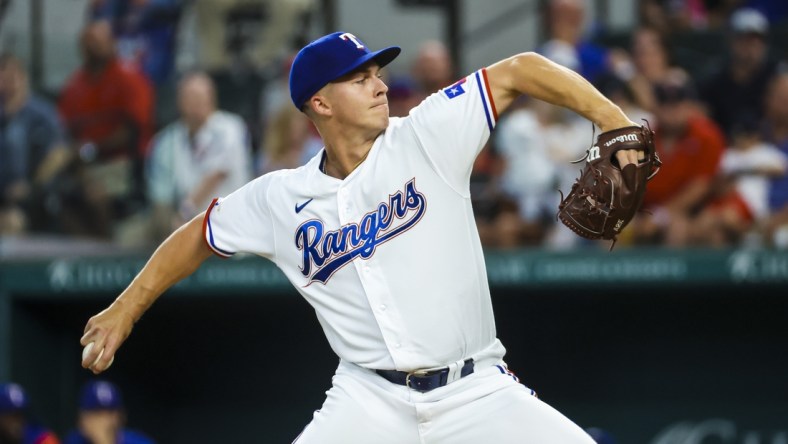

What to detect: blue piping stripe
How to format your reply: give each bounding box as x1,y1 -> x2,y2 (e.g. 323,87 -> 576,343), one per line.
207,214 -> 234,257
475,71 -> 493,132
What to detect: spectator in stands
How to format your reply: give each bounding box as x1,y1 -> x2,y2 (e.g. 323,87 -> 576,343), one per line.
609,26 -> 673,113
88,0 -> 183,87
691,115 -> 787,246
410,40 -> 455,101
700,7 -> 782,139
634,69 -> 726,246
88,0 -> 185,132
146,71 -> 251,242
539,0 -> 609,83
0,54 -> 69,235
64,380 -> 153,444
57,19 -> 154,240
630,26 -> 671,82
490,97 -> 559,247
0,382 -> 60,444
762,72 -> 788,247
257,103 -> 321,175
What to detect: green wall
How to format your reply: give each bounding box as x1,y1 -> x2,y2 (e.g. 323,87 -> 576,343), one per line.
2,248 -> 787,443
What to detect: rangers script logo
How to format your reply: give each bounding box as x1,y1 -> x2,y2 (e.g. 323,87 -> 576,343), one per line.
295,179 -> 427,284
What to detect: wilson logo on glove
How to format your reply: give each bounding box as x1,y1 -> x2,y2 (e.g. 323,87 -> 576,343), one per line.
603,133 -> 639,147
557,124 -> 661,249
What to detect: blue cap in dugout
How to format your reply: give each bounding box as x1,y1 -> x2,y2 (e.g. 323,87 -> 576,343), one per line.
0,383 -> 28,413
289,31 -> 401,109
79,380 -> 124,410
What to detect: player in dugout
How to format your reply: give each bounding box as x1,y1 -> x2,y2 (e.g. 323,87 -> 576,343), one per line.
0,382 -> 60,444
80,31 -> 651,442
64,380 -> 153,444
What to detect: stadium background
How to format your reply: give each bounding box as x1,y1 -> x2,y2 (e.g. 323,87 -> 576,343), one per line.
1,0 -> 788,443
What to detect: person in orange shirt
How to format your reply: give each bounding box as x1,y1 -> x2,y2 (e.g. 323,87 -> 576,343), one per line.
634,69 -> 726,246
57,19 -> 154,239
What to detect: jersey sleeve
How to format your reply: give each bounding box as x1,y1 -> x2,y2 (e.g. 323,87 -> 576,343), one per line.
202,173 -> 276,259
406,68 -> 498,193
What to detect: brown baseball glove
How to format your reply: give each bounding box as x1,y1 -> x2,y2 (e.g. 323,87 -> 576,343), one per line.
557,124 -> 661,249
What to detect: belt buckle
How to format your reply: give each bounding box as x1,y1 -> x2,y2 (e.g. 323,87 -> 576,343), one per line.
405,370 -> 430,390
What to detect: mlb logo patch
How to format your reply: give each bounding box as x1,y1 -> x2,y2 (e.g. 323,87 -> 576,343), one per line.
443,78 -> 466,99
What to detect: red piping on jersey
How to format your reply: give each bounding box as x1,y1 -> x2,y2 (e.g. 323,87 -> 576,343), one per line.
481,68 -> 498,122
202,197 -> 229,259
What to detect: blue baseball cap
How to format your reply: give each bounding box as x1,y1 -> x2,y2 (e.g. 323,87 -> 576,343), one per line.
79,380 -> 123,410
289,31 -> 401,109
0,383 -> 28,413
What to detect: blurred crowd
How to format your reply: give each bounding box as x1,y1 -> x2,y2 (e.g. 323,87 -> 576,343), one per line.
474,0 -> 788,250
1,380 -> 153,444
1,0 -> 788,251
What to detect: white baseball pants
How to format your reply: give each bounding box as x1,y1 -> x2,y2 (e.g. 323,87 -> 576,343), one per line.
293,359 -> 596,444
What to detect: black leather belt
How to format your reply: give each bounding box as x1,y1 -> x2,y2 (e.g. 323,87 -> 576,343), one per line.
375,359 -> 474,392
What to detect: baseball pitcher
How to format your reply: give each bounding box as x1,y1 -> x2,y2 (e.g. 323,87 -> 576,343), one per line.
81,31 -> 655,443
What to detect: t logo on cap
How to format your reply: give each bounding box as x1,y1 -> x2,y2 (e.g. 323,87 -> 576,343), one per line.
339,33 -> 365,49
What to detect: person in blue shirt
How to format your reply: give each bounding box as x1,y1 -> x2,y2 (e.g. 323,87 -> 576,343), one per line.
0,382 -> 60,444
64,381 -> 153,444
0,54 -> 68,235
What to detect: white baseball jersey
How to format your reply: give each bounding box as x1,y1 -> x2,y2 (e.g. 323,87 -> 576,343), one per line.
203,69 -> 505,371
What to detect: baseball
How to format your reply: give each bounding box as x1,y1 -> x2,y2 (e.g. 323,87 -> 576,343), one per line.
82,342 -> 114,369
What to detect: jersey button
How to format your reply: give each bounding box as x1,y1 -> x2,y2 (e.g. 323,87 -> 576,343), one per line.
379,304 -> 387,311
394,343 -> 401,348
